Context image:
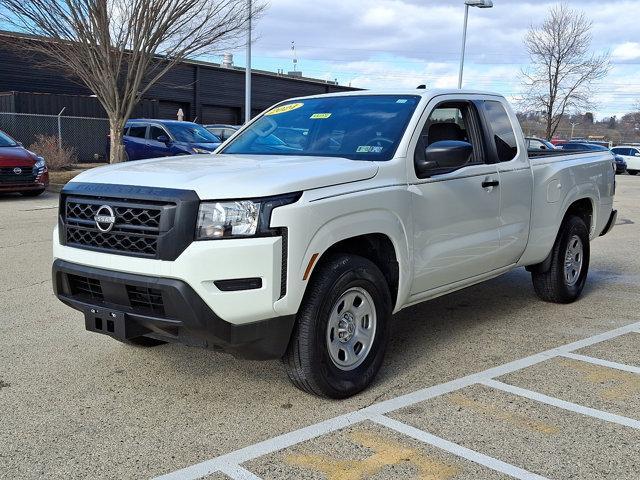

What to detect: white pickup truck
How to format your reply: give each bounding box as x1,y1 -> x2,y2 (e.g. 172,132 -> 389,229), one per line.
52,89 -> 617,398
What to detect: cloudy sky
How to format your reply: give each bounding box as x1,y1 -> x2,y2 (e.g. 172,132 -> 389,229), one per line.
229,0 -> 640,119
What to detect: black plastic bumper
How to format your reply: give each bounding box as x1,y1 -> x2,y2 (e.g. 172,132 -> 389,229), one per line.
52,259 -> 295,360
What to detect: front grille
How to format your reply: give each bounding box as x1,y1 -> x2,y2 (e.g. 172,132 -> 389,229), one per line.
126,285 -> 165,315
0,166 -> 36,184
68,274 -> 104,301
63,196 -> 169,258
66,226 -> 158,256
65,202 -> 161,229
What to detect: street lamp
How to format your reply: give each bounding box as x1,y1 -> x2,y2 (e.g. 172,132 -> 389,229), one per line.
458,0 -> 493,89
245,0 -> 252,124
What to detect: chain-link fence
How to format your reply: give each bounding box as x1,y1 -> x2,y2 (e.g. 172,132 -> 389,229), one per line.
0,112 -> 109,162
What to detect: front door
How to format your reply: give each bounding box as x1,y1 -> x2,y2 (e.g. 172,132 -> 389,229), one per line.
410,99 -> 502,295
146,125 -> 172,159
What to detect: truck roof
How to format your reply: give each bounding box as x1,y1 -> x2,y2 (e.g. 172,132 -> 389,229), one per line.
285,88 -> 505,101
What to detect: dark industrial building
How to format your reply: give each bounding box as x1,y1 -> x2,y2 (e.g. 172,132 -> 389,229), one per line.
0,30 -> 355,123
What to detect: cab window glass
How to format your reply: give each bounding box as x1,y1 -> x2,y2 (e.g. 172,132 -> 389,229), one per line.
128,125 -> 147,139
149,126 -> 168,141
484,101 -> 518,162
412,101 -> 489,178
415,102 -> 484,167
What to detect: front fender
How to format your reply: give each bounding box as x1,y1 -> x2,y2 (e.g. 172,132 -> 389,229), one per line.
272,191 -> 412,316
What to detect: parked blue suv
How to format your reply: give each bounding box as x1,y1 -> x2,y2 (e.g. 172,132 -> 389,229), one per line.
117,120 -> 222,161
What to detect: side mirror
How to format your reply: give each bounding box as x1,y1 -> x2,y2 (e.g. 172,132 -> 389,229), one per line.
416,140 -> 473,177
157,135 -> 171,144
635,152 -> 640,157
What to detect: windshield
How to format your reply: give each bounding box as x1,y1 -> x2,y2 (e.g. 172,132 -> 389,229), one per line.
0,130 -> 18,147
222,95 -> 420,161
167,123 -> 221,144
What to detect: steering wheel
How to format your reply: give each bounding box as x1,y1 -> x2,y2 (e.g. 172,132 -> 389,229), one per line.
364,137 -> 394,147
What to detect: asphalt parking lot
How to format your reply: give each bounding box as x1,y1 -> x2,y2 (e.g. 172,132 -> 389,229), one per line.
1,176 -> 639,480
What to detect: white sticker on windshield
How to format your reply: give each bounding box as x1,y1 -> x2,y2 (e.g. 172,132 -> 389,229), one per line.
396,99 -> 408,103
371,146 -> 384,153
356,146 -> 372,153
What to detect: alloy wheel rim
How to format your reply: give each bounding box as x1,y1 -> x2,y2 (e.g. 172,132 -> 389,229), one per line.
564,234 -> 584,287
326,287 -> 377,371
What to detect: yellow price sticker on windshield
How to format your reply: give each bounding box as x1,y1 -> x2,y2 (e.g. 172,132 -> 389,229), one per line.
310,113 -> 332,119
265,103 -> 304,116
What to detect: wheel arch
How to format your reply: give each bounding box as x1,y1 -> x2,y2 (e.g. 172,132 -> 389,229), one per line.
526,195 -> 595,274
293,210 -> 411,313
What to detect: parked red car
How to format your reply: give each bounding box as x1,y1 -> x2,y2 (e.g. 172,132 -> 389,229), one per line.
0,130 -> 49,196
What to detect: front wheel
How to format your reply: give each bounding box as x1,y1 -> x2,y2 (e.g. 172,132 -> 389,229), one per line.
283,254 -> 392,398
628,170 -> 638,176
532,215 -> 590,303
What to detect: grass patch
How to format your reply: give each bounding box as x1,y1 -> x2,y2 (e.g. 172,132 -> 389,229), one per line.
49,163 -> 107,185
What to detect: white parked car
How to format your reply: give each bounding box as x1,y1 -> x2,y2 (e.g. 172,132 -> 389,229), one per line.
611,145 -> 640,175
52,90 -> 617,398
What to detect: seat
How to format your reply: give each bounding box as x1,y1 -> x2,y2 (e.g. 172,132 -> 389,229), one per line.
427,122 -> 467,145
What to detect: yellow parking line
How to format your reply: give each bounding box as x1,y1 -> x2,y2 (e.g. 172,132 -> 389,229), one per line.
447,392 -> 560,435
286,430 -> 460,480
558,357 -> 640,401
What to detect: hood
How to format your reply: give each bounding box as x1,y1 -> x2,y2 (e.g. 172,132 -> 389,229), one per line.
0,146 -> 36,167
71,154 -> 379,198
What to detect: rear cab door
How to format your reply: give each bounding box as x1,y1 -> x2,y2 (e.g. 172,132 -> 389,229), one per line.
124,123 -> 149,160
478,99 -> 533,267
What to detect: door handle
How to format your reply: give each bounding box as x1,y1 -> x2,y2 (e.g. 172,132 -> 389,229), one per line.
482,180 -> 499,188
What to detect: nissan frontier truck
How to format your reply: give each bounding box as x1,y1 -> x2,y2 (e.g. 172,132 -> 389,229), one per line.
52,90 -> 617,398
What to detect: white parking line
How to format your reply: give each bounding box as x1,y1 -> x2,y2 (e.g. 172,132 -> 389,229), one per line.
218,465 -> 262,480
560,352 -> 640,374
481,379 -> 640,430
154,321 -> 640,480
372,414 -> 550,480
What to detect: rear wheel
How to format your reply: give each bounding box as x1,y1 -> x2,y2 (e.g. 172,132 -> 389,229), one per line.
628,170 -> 638,176
283,254 -> 392,398
532,215 -> 590,303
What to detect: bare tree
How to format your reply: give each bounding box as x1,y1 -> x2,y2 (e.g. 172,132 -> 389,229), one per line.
521,4 -> 609,140
0,0 -> 264,163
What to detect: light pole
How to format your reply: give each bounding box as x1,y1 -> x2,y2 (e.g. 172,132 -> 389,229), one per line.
245,0 -> 252,124
458,0 -> 493,89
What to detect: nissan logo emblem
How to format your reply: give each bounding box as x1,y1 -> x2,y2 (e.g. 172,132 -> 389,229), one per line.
94,205 -> 116,233
13,167 -> 22,175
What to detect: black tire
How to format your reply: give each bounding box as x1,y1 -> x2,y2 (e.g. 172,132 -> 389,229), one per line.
532,215 -> 590,304
283,254 -> 392,399
628,170 -> 638,176
20,189 -> 45,197
116,336 -> 166,347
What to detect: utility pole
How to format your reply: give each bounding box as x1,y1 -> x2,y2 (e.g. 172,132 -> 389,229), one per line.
570,122 -> 580,139
245,0 -> 252,124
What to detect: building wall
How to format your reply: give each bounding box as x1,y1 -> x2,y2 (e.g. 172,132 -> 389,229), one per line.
0,38 -> 355,123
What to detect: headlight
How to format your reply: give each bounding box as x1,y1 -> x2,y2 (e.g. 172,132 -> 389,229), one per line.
195,193 -> 302,241
34,157 -> 46,169
196,201 -> 260,239
192,147 -> 212,154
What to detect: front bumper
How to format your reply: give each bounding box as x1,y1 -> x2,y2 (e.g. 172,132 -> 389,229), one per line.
52,259 -> 295,360
0,168 -> 48,192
